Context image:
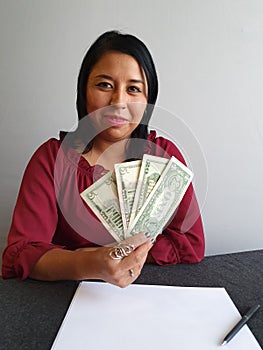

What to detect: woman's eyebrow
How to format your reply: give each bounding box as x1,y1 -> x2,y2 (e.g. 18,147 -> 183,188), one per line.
129,79 -> 145,85
95,74 -> 113,80
95,74 -> 145,85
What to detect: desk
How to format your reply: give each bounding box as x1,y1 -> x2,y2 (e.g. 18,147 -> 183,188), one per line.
0,250 -> 262,350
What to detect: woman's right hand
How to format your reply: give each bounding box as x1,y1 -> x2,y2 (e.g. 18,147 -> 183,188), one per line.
77,232 -> 153,288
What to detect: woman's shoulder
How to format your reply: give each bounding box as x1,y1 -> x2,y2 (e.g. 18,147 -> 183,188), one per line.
31,134 -> 88,173
32,137 -> 62,159
148,130 -> 177,146
147,130 -> 186,164
23,137 -> 64,175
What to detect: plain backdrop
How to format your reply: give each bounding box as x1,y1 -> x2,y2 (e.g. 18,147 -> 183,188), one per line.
1,0 -> 263,271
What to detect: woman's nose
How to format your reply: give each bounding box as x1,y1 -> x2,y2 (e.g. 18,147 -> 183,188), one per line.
110,88 -> 127,107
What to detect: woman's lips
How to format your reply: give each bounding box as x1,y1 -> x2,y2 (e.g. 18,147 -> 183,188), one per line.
104,115 -> 129,126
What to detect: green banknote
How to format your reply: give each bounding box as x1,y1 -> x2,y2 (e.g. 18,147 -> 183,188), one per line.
129,154 -> 169,225
115,160 -> 141,231
125,156 -> 193,239
80,171 -> 124,242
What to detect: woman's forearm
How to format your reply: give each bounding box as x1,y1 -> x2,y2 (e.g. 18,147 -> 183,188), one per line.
29,248 -> 100,281
29,234 -> 153,287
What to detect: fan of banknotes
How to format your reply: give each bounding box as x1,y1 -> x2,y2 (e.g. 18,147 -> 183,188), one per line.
81,154 -> 193,243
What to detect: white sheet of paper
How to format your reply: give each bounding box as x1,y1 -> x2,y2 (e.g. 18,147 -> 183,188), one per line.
51,282 -> 262,350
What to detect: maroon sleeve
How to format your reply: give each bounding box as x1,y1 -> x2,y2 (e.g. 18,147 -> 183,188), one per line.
1,139 -> 64,280
149,135 -> 205,265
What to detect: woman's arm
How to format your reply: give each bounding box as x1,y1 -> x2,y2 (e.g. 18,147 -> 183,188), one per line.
2,139 -> 65,280
29,234 -> 152,288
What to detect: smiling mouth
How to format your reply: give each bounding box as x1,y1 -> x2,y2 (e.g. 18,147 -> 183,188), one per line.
104,115 -> 129,126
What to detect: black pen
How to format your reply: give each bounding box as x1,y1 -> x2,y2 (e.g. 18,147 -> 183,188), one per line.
222,303 -> 261,346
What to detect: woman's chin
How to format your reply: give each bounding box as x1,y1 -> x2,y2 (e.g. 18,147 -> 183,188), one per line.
96,125 -> 137,142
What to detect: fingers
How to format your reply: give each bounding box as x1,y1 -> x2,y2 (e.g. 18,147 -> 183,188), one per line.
120,232 -> 152,248
106,232 -> 151,249
120,239 -> 152,279
88,234 -> 154,288
122,239 -> 152,269
102,238 -> 152,288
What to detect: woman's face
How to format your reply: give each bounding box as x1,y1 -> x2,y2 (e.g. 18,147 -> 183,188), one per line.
86,50 -> 148,143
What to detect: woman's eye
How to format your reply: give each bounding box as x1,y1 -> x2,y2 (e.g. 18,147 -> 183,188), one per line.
128,86 -> 141,93
96,82 -> 112,89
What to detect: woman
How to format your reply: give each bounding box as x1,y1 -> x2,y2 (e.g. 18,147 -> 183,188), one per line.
2,30 -> 205,287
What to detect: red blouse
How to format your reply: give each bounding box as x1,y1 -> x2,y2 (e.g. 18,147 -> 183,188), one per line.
2,131 -> 205,280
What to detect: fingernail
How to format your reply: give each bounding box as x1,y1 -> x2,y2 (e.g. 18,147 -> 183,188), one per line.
145,232 -> 151,238
151,238 -> 155,244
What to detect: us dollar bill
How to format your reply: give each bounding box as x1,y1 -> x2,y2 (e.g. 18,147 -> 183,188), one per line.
80,171 -> 124,242
129,155 -> 169,225
114,160 -> 141,231
125,156 -> 193,239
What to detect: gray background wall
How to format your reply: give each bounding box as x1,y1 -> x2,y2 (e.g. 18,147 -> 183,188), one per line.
1,0 -> 263,270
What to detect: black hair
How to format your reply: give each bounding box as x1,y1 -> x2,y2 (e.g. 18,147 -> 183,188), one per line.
68,30 -> 158,157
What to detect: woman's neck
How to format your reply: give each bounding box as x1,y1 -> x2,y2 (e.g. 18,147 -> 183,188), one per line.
82,138 -> 129,170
